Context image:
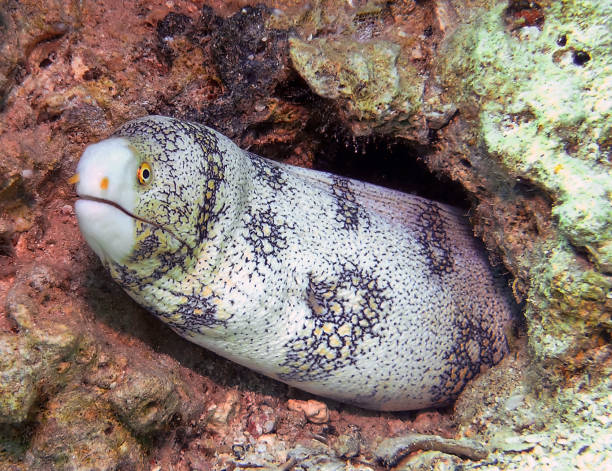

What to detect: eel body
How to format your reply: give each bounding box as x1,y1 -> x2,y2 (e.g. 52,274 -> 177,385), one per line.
73,116 -> 514,411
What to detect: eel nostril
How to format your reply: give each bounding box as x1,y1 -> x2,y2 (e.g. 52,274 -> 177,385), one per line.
100,177 -> 109,190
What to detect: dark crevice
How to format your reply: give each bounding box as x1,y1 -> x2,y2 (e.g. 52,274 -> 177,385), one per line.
39,57 -> 53,68
272,71 -> 318,104
157,6 -> 470,211
568,239 -> 605,274
313,137 -> 471,210
245,116 -> 471,209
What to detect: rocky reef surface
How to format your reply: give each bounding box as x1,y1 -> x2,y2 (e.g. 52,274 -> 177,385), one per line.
1,0 -> 610,469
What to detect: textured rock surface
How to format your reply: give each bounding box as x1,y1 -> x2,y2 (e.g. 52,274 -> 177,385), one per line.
290,37 -> 426,140
453,345 -> 612,470
434,0 -> 612,372
1,0 -> 610,469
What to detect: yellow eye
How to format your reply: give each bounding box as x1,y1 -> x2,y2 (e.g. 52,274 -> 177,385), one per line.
137,162 -> 152,185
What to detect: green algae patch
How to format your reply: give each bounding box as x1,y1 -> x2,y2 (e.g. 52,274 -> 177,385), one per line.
527,239 -> 612,363
290,36 -> 425,139
104,357 -> 204,436
28,390 -> 145,470
438,1 -> 612,269
0,304 -> 82,425
435,0 -> 612,365
0,335 -> 38,424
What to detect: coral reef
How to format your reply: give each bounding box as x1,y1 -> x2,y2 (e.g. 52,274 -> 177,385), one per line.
290,36 -> 426,140
1,0 -> 610,469
434,0 -> 612,371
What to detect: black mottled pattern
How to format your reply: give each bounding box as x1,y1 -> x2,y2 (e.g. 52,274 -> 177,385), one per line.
130,231 -> 161,262
152,248 -> 190,281
110,246 -> 190,294
131,225 -> 192,285
116,118 -> 227,245
111,119 -> 229,290
243,207 -> 293,272
109,261 -> 143,291
331,176 -> 363,231
415,203 -> 455,276
279,264 -> 390,382
165,289 -> 227,334
429,308 -> 506,404
248,153 -> 286,190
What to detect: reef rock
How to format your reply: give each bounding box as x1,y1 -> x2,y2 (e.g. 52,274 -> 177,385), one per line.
1,0 -> 610,469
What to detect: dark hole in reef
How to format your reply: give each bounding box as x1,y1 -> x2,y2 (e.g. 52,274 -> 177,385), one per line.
504,0 -> 544,29
556,33 -> 567,46
572,50 -> 590,66
320,423 -> 337,436
312,137 -> 471,210
83,67 -> 102,81
249,131 -> 471,210
39,57 -> 52,68
0,232 -> 14,257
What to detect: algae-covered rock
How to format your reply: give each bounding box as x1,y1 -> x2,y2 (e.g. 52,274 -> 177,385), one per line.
1,262 -> 207,468
0,335 -> 38,424
27,389 -> 145,470
435,0 -> 612,366
105,355 -> 205,435
290,36 -> 426,140
454,347 -> 612,469
1,292 -> 81,424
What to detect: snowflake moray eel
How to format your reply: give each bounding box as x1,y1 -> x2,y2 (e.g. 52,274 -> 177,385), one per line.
73,115 -> 515,411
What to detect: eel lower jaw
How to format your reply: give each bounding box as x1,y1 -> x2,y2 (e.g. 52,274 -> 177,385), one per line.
76,195 -> 193,250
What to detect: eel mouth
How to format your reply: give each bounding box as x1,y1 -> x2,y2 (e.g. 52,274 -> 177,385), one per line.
77,195 -> 192,250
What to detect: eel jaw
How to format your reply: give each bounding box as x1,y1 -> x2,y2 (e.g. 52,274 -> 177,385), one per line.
75,195 -> 192,264
74,196 -> 137,264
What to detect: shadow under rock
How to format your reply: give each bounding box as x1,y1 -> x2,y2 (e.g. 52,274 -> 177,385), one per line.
81,261 -> 288,400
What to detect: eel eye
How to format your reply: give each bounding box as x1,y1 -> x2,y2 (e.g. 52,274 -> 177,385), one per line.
137,162 -> 152,185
